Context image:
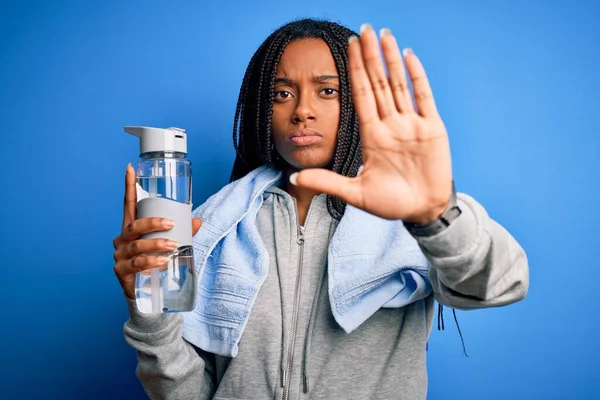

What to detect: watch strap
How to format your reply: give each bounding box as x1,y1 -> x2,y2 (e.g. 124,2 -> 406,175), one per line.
404,181 -> 461,237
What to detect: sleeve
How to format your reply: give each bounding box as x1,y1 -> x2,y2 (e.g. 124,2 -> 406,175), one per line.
122,296 -> 217,400
413,193 -> 529,310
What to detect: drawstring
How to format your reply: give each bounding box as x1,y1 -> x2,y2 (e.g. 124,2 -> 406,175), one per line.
437,303 -> 445,331
301,218 -> 336,394
301,260 -> 327,393
271,193 -> 289,387
452,308 -> 468,357
279,279 -> 288,387
437,304 -> 469,357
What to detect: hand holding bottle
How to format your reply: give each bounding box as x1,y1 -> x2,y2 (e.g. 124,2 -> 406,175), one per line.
112,164 -> 202,300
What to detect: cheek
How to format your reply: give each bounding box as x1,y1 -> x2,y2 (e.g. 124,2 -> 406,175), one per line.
271,105 -> 291,138
270,114 -> 286,151
271,107 -> 282,130
324,101 -> 341,140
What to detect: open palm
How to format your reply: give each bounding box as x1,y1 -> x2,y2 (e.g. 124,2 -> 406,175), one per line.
293,24 -> 454,223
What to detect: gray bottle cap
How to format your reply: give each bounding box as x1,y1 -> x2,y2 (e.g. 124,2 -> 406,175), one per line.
124,126 -> 187,155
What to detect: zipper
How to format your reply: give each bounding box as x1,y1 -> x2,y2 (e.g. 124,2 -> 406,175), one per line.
282,198 -> 314,400
283,225 -> 304,400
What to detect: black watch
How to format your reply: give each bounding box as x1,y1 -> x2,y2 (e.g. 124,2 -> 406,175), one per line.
403,181 -> 462,237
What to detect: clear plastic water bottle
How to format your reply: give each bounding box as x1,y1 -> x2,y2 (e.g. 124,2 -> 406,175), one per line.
125,126 -> 197,314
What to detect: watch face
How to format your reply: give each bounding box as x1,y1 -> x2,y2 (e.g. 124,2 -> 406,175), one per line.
447,205 -> 462,222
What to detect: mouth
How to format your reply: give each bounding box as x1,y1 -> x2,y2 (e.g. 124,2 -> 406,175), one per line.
288,128 -> 323,146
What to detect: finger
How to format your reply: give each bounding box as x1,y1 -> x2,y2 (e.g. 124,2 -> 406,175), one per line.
380,29 -> 414,113
291,169 -> 365,210
403,49 -> 439,118
359,24 -> 397,119
121,217 -> 175,242
139,265 -> 169,275
134,255 -> 169,275
348,33 -> 379,126
115,254 -> 170,276
192,217 -> 202,237
122,163 -> 137,230
114,238 -> 178,261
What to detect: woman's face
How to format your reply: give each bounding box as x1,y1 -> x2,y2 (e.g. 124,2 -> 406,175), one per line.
271,38 -> 341,171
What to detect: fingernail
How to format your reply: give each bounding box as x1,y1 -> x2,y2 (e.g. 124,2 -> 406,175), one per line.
348,35 -> 359,44
403,48 -> 414,57
156,256 -> 169,264
166,240 -> 178,249
360,23 -> 372,33
380,28 -> 391,37
289,172 -> 298,186
162,219 -> 175,228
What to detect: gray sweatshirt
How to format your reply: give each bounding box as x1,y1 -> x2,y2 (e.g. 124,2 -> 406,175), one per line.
123,184 -> 528,400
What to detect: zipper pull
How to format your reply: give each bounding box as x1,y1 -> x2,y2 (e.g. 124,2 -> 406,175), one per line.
297,226 -> 305,245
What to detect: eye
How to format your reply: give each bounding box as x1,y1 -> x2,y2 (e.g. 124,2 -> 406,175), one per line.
320,88 -> 338,97
274,90 -> 293,100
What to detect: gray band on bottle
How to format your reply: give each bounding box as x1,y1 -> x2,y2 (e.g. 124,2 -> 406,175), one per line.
137,197 -> 193,246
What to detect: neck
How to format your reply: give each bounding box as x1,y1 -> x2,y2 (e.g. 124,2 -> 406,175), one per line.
283,167 -> 321,226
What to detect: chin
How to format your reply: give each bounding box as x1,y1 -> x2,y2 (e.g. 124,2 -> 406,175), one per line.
285,154 -> 332,171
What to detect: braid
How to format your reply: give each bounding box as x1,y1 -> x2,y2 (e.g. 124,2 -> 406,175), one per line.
259,33 -> 291,166
231,48 -> 262,173
230,18 -> 363,219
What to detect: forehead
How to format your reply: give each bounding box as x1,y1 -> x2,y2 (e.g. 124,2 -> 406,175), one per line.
276,38 -> 337,76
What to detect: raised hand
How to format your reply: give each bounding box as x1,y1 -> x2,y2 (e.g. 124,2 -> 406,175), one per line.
292,24 -> 453,224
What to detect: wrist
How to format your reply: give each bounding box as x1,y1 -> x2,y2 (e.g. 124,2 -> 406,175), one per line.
403,201 -> 450,225
403,182 -> 461,237
124,292 -> 179,333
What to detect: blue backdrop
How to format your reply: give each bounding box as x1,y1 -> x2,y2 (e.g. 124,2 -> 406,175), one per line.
1,0 -> 598,399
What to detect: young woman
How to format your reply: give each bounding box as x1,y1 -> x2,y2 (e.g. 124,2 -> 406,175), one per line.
113,18 -> 528,400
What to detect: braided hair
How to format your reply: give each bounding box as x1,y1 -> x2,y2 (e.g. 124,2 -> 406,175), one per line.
229,18 -> 362,219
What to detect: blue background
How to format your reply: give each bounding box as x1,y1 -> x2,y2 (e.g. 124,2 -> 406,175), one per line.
1,0 -> 598,399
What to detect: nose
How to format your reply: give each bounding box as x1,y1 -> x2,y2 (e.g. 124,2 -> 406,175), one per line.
293,94 -> 316,124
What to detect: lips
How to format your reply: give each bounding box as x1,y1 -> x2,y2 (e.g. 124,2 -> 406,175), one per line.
289,128 -> 323,146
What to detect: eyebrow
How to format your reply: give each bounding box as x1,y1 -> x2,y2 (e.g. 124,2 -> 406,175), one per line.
274,75 -> 339,85
314,75 -> 339,83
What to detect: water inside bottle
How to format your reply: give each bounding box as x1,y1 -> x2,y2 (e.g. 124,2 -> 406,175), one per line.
135,245 -> 197,313
137,174 -> 191,202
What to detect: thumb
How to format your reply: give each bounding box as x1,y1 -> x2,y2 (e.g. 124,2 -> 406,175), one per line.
192,217 -> 202,236
290,168 -> 363,208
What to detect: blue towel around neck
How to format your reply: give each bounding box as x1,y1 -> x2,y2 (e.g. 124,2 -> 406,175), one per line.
182,165 -> 432,357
